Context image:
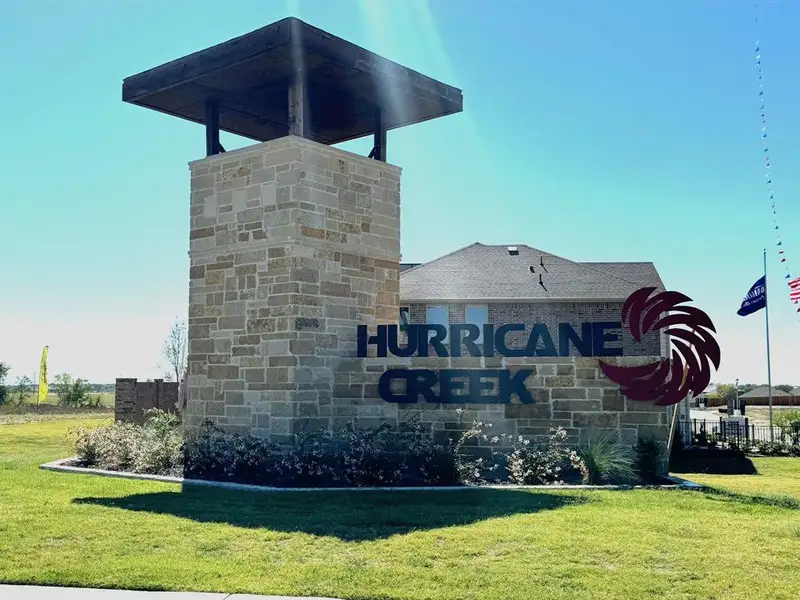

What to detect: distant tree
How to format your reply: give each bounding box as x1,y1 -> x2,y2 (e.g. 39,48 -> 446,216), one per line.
775,384 -> 795,394
162,318 -> 187,384
0,362 -> 9,405
10,375 -> 34,405
712,384 -> 737,407
52,373 -> 95,407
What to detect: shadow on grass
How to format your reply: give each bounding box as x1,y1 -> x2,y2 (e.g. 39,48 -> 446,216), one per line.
669,449 -> 758,475
74,487 -> 588,541
699,486 -> 800,510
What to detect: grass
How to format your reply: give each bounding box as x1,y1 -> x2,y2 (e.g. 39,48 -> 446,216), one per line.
681,457 -> 800,504
1,420 -> 800,600
0,392 -> 114,425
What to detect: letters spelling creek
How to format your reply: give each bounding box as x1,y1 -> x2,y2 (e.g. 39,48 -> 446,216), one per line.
357,322 -> 624,404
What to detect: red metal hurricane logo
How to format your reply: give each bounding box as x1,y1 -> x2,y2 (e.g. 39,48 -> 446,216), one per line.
598,287 -> 720,406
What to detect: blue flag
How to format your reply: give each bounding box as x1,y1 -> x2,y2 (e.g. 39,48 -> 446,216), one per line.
737,276 -> 767,316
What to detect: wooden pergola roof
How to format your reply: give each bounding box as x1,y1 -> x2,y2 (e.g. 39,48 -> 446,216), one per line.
122,17 -> 463,158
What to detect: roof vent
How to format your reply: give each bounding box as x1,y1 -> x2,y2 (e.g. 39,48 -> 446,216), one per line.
507,246 -> 519,256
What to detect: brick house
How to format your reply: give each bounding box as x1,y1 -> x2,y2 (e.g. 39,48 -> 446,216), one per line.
380,242 -> 673,449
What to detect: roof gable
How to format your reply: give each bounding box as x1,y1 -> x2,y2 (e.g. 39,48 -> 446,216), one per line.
400,243 -> 664,302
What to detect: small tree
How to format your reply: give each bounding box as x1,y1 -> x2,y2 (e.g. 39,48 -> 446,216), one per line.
162,318 -> 187,384
11,375 -> 34,405
53,373 -> 94,407
711,384 -> 737,407
0,362 -> 9,405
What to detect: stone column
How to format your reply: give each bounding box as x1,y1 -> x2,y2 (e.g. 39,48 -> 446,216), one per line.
114,378 -> 137,423
185,136 -> 401,444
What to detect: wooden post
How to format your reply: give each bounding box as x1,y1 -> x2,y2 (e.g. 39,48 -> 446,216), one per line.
205,99 -> 221,156
288,73 -> 306,138
373,107 -> 387,162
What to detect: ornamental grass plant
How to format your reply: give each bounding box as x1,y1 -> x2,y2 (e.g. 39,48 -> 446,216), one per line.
577,428 -> 638,485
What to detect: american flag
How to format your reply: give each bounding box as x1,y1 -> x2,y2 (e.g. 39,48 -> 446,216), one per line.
790,277 -> 800,303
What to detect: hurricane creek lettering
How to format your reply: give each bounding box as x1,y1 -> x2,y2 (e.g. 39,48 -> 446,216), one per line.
356,322 -> 624,358
357,322 -> 625,404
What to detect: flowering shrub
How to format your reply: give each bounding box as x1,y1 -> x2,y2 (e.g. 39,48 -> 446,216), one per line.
71,411 -> 652,487
502,427 -> 584,485
184,416 -> 483,487
73,409 -> 183,476
183,421 -> 280,484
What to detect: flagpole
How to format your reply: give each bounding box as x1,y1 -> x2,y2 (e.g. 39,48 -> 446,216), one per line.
764,248 -> 774,442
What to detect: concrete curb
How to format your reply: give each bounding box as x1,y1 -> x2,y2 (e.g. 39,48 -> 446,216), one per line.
40,458 -> 703,492
663,474 -> 706,489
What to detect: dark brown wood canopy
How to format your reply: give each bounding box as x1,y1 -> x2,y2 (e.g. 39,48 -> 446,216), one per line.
122,17 -> 463,160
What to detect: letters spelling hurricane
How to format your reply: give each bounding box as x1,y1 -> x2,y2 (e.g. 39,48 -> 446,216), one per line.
357,322 -> 624,404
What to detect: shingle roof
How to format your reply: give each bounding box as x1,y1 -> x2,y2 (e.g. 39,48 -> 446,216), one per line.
791,387 -> 800,396
400,243 -> 664,302
739,385 -> 792,399
697,384 -> 718,397
400,263 -> 421,272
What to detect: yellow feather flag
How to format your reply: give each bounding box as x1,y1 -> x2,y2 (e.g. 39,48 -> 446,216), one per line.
37,346 -> 49,405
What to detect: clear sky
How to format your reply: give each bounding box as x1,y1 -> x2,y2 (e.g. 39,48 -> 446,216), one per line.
1,0 -> 798,386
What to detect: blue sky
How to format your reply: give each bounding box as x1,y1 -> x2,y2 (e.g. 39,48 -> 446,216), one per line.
1,0 -> 798,385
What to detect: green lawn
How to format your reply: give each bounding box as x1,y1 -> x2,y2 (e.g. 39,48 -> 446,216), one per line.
1,419 -> 799,600
684,457 -> 800,502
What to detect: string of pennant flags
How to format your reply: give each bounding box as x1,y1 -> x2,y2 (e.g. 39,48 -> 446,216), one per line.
753,2 -> 800,313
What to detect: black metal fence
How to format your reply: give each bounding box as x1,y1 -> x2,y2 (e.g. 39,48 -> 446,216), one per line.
678,418 -> 800,448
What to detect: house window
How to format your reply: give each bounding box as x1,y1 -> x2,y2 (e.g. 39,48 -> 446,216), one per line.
465,304 -> 489,344
426,305 -> 449,343
399,306 -> 410,332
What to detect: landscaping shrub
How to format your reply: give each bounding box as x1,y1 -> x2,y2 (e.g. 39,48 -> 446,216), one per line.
577,429 -> 637,485
73,409 -> 183,476
503,427 -> 583,485
775,409 -> 800,446
634,437 -> 664,483
72,411 -> 675,488
184,416 -> 484,487
754,441 -> 790,457
183,421 -> 281,484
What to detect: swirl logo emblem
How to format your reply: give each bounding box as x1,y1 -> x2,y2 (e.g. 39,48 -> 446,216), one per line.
598,287 -> 721,407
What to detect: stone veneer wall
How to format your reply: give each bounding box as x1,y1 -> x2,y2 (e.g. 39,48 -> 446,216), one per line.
184,135 -> 669,461
339,355 -> 668,455
185,136 -> 401,443
115,378 -> 179,424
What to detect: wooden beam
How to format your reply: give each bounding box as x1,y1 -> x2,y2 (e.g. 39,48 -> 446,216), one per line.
205,99 -> 221,156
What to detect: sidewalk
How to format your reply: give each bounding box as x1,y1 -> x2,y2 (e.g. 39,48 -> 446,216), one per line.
0,585 -> 343,600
